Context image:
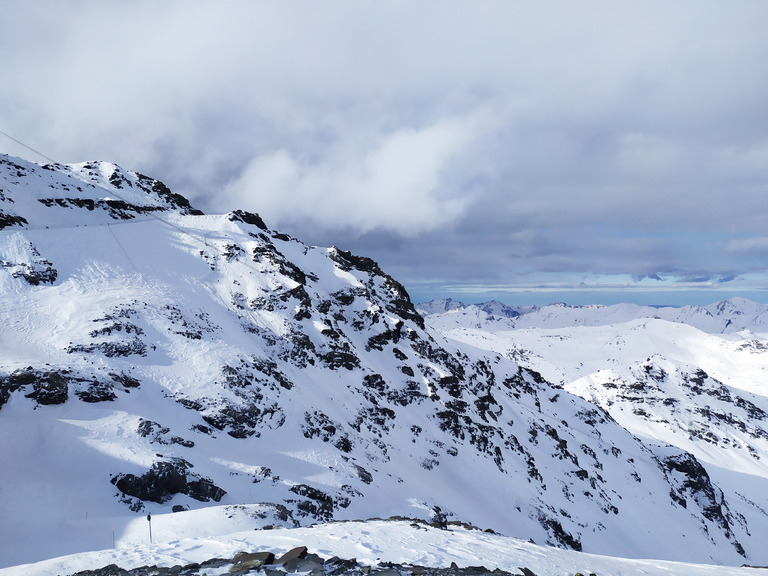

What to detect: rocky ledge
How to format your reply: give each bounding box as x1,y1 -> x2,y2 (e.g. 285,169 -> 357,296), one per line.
69,544 -> 598,576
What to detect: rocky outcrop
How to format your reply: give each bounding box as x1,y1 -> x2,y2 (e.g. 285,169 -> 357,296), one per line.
70,541 -> 556,576
0,367 -> 142,409
137,419 -> 194,448
662,451 -> 745,556
0,367 -> 70,406
110,459 -> 225,508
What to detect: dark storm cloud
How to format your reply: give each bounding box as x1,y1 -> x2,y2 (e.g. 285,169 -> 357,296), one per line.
2,1 -> 768,304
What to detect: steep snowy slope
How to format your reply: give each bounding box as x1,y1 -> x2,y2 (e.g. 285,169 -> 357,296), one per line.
425,304 -> 768,567
0,154 -> 764,569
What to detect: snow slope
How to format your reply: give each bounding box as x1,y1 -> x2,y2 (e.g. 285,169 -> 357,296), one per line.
2,154 -> 767,570
1,515 -> 760,576
424,300 -> 768,568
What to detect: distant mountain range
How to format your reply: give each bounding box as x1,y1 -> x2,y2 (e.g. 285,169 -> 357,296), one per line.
418,297 -> 768,333
1,153 -> 767,569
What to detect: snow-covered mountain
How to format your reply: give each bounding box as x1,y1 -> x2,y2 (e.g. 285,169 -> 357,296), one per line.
1,154 -> 767,571
423,299 -> 768,564
419,297 -> 768,333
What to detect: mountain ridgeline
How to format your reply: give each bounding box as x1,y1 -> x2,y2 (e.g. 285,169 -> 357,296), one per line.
0,154 -> 766,568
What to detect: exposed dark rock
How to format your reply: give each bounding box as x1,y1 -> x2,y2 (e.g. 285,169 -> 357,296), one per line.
90,322 -> 144,338
335,435 -> 354,453
275,546 -> 308,564
38,197 -> 166,220
322,350 -> 360,370
23,371 -> 69,405
59,535 -> 584,576
366,322 -> 403,351
2,240 -> 58,285
662,451 -> 745,556
538,514 -> 581,551
111,458 -> 226,504
137,419 -> 194,448
187,477 -> 226,502
303,410 -> 340,442
231,551 -> 276,572
68,338 -> 147,357
229,209 -> 268,230
352,463 -> 373,484
1,367 -> 121,408
0,210 -> 27,229
15,263 -> 57,285
329,248 -> 424,329
149,178 -> 204,216
281,555 -> 325,576
110,372 -> 141,389
289,485 -> 338,519
203,403 -> 270,439
75,381 -> 117,403
0,367 -> 40,408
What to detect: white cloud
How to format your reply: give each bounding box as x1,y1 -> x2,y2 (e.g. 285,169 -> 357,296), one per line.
4,2 -> 768,304
222,115 -> 482,236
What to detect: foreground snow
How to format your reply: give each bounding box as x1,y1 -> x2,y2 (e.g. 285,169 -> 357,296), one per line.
0,514 -> 759,576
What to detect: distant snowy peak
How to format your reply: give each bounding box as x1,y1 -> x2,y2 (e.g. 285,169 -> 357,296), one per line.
415,298 -> 466,315
420,296 -> 768,334
477,299 -> 522,318
417,298 -> 524,317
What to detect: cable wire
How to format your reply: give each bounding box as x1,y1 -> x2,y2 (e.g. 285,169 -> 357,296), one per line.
0,129 -> 57,163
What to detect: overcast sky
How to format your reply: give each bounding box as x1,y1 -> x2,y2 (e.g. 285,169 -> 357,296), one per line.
3,1 -> 768,306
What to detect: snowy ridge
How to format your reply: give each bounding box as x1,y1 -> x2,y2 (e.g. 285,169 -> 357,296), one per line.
425,305 -> 768,569
1,154 -> 767,571
1,516 -> 761,576
419,297 -> 768,334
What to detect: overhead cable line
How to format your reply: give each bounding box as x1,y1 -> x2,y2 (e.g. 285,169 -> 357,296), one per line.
0,129 -> 57,163
0,127 -> 214,246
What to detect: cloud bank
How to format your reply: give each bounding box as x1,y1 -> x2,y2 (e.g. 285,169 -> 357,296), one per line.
222,114 -> 483,235
3,1 -> 768,304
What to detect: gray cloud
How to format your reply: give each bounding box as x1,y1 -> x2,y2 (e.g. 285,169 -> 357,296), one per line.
3,1 -> 768,305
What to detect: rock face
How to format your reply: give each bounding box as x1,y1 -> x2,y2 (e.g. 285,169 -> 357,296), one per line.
0,367 -> 139,410
0,153 -> 766,567
111,459 -> 225,510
